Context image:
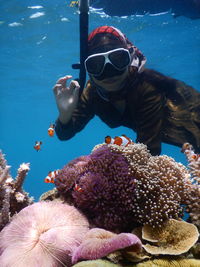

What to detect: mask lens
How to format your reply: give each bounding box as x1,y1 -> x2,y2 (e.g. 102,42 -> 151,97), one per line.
85,48 -> 131,76
109,49 -> 130,69
85,55 -> 105,75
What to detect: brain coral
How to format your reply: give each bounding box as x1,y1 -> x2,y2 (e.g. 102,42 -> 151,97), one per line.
55,142 -> 197,231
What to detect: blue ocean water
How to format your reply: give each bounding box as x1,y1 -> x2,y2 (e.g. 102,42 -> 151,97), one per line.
0,1 -> 200,200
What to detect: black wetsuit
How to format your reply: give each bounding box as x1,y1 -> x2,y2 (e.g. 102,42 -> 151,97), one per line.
55,68 -> 200,155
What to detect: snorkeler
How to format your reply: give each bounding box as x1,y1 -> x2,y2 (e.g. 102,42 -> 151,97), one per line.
53,25 -> 200,155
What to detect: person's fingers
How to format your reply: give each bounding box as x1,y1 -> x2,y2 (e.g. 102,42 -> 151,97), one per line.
69,80 -> 80,93
72,83 -> 80,100
66,80 -> 80,104
53,84 -> 63,96
53,75 -> 73,95
68,87 -> 80,105
56,75 -> 73,88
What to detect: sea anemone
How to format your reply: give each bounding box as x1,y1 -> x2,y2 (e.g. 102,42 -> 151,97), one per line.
55,145 -> 137,231
55,156 -> 90,195
55,141 -> 200,230
72,228 -> 142,264
107,143 -> 195,227
0,201 -> 89,267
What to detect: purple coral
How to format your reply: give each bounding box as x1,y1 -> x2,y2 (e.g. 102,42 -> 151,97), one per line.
72,228 -> 142,264
0,201 -> 89,267
55,145 -> 137,231
55,141 -> 200,230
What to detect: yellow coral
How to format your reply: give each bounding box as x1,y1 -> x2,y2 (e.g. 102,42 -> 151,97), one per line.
142,219 -> 199,255
133,258 -> 200,267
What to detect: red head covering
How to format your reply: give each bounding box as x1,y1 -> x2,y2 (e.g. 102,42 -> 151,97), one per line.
88,26 -> 125,42
88,25 -> 147,73
88,25 -> 132,47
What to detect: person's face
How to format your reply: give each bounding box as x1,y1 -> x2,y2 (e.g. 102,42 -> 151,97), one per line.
91,68 -> 129,92
88,37 -> 125,54
88,37 -> 129,92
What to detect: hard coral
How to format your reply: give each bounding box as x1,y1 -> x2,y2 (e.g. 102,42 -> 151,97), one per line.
0,201 -> 89,267
142,219 -> 199,255
0,151 -> 33,231
133,258 -> 200,267
72,259 -> 121,267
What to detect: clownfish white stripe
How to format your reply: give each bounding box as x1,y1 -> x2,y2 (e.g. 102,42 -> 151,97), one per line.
44,170 -> 59,183
119,135 -> 131,146
105,135 -> 133,147
74,183 -> 83,192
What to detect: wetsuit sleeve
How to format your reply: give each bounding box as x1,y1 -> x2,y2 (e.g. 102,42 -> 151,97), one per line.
135,81 -> 165,155
55,86 -> 95,140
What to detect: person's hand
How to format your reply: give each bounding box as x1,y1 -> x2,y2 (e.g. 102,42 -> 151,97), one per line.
53,75 -> 80,124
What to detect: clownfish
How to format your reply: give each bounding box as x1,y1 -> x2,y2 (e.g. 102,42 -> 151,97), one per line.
34,141 -> 42,151
48,123 -> 55,137
191,154 -> 200,160
44,170 -> 59,183
74,183 -> 83,192
105,134 -> 133,147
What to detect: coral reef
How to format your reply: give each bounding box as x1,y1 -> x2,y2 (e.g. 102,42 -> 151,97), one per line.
55,142 -> 199,231
142,219 -> 199,255
0,201 -> 89,267
55,146 -> 137,231
181,143 -> 200,228
132,258 -> 200,267
181,143 -> 200,185
0,141 -> 200,266
107,143 -> 194,227
72,228 -> 142,264
72,258 -> 200,267
190,242 -> 200,259
0,151 -> 33,231
39,188 -> 63,202
72,259 -> 121,267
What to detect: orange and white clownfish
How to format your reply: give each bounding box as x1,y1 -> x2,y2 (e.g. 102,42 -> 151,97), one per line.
105,134 -> 133,147
34,141 -> 42,151
191,153 -> 200,161
48,123 -> 55,137
44,170 -> 59,183
74,183 -> 83,192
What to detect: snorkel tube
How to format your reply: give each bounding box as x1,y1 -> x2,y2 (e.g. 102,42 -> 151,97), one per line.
72,0 -> 89,93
